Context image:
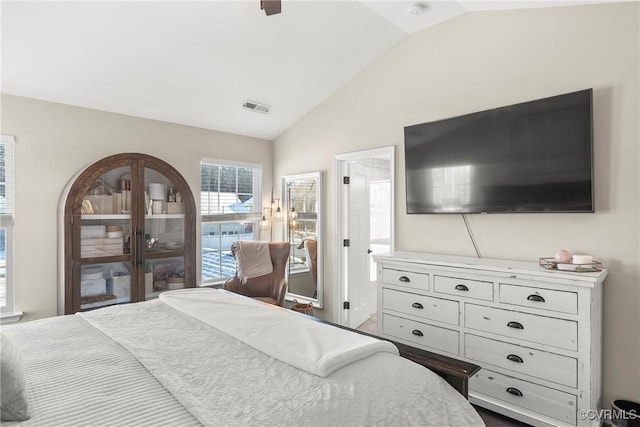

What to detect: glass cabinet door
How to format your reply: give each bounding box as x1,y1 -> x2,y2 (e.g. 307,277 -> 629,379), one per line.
77,165 -> 133,311
143,166 -> 186,299
63,153 -> 196,315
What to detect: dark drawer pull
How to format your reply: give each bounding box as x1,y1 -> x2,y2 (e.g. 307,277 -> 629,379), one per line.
455,284 -> 469,291
506,387 -> 523,397
412,302 -> 424,309
506,354 -> 524,363
412,329 -> 424,337
399,276 -> 411,283
507,321 -> 524,330
527,294 -> 545,303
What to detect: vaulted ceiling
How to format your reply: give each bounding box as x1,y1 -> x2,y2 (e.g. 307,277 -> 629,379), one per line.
1,1 -> 614,140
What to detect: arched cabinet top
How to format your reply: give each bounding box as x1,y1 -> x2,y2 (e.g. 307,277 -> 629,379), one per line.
64,152 -> 195,218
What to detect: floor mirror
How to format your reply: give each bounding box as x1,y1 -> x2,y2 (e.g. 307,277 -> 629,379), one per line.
282,172 -> 323,308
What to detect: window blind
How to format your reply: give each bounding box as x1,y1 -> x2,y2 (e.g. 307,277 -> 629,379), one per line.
0,136 -> 15,216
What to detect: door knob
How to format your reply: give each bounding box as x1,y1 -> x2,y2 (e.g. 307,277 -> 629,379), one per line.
367,249 -> 373,254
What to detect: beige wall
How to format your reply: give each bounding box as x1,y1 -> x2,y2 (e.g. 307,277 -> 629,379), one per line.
0,94 -> 272,322
274,3 -> 639,406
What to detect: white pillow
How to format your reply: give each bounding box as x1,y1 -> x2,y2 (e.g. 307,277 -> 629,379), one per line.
1,332 -> 31,420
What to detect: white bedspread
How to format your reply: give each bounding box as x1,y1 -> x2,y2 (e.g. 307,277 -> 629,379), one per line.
5,289 -> 484,426
159,288 -> 398,377
2,315 -> 200,427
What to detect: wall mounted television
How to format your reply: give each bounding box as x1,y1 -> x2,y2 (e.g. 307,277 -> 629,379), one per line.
404,89 -> 593,214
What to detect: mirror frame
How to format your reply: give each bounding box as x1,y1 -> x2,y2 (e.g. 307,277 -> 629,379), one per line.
282,171 -> 323,308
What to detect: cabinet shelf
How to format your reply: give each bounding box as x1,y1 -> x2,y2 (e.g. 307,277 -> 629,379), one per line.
80,295 -> 130,311
145,214 -> 185,219
81,214 -> 186,220
144,250 -> 184,259
81,214 -> 131,220
80,254 -> 131,264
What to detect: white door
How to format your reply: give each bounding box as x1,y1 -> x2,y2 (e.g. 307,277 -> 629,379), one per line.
346,161 -> 374,328
335,147 -> 394,330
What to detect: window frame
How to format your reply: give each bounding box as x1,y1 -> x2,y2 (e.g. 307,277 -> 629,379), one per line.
0,135 -> 20,323
200,159 -> 262,285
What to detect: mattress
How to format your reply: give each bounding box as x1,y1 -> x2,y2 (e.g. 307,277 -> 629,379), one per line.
2,289 -> 484,426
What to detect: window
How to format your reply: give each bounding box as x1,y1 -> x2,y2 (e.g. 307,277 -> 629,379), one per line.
201,161 -> 261,284
0,135 -> 17,321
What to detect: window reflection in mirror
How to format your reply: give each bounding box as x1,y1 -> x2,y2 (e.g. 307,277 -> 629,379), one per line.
283,172 -> 322,308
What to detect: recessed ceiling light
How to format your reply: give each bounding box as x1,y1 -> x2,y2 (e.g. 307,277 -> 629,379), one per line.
243,100 -> 271,114
407,2 -> 429,16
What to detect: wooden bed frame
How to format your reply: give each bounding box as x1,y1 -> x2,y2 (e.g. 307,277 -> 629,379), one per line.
322,320 -> 481,399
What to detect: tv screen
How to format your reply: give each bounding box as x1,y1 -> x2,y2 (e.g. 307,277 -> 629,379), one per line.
404,89 -> 593,214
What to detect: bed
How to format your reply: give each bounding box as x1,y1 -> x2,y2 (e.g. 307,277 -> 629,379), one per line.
1,288 -> 484,426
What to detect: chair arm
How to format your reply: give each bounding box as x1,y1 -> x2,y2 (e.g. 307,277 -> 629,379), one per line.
223,277 -> 244,294
273,277 -> 287,307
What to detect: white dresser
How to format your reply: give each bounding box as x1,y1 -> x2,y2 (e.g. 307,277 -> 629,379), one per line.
374,251 -> 607,427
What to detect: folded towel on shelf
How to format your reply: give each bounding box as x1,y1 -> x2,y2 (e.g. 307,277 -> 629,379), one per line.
236,240 -> 273,285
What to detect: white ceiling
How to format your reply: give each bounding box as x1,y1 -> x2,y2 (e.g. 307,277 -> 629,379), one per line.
1,0 -> 615,140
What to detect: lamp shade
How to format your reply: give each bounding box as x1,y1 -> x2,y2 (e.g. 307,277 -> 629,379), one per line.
259,215 -> 270,231
148,183 -> 166,201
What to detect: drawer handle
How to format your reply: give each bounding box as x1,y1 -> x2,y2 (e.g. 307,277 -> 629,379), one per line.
506,387 -> 523,397
455,284 -> 469,291
507,321 -> 524,330
411,302 -> 424,309
527,294 -> 546,303
412,329 -> 424,337
506,354 -> 524,363
399,276 -> 411,283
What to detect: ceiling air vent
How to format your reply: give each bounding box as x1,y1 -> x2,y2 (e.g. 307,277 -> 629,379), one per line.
243,100 -> 271,114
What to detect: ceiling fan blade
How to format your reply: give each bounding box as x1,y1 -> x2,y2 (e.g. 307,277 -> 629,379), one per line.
260,0 -> 281,16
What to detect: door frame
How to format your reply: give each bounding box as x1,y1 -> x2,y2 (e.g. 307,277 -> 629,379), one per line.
333,146 -> 395,326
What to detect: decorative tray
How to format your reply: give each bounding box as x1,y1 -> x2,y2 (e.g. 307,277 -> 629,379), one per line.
539,258 -> 603,272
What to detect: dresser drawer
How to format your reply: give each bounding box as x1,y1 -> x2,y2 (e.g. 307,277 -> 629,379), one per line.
382,268 -> 429,291
499,284 -> 578,314
434,275 -> 493,301
382,288 -> 459,325
471,369 -> 577,425
382,313 -> 459,355
465,334 -> 577,387
465,304 -> 577,351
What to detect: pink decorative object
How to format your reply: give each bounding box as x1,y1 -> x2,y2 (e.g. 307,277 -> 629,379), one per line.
554,250 -> 572,263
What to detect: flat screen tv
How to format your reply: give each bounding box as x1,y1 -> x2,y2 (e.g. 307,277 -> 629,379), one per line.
404,89 -> 593,214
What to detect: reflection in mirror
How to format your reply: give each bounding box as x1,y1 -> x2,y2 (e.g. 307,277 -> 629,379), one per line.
283,172 -> 322,308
